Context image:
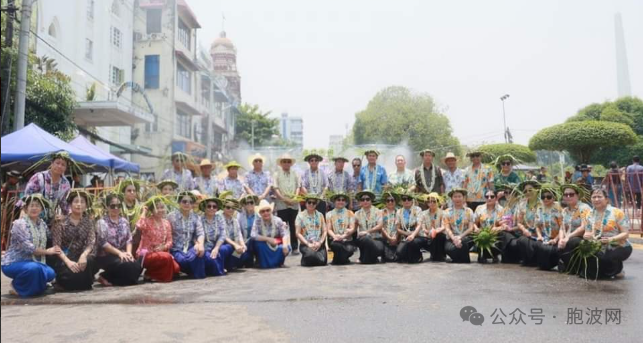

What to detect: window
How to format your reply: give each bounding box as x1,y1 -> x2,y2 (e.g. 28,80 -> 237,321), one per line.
176,63 -> 191,94
145,114 -> 158,133
201,76 -> 211,106
85,39 -> 93,61
110,65 -> 124,85
87,0 -> 94,20
111,27 -> 122,48
146,9 -> 162,34
144,55 -> 160,89
176,111 -> 191,138
178,19 -> 191,49
111,0 -> 120,17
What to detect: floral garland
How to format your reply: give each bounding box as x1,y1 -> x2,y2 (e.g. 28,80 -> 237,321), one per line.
330,171 -> 346,192
27,218 -> 47,263
419,165 -> 436,193
277,170 -> 298,197
307,169 -> 324,195
331,208 -> 349,235
300,211 -> 323,241
382,208 -> 397,237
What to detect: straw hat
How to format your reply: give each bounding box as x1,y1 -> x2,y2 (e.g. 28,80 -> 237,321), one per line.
304,153 -> 324,162
198,196 -> 223,212
248,153 -> 265,168
277,153 -> 296,164
419,149 -> 436,157
517,180 -> 542,193
466,150 -> 484,157
156,179 -> 179,191
355,190 -> 376,201
6,170 -> 21,178
332,156 -> 349,163
223,161 -> 242,170
448,187 -> 468,198
199,159 -> 214,168
441,152 -> 458,164
363,149 -> 380,157
239,194 -> 260,206
256,199 -> 275,213
329,192 -> 350,203
176,191 -> 198,203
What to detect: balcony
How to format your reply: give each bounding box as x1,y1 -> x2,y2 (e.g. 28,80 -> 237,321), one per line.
74,100 -> 154,127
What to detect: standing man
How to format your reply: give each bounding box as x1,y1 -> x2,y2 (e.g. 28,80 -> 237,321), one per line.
463,151 -> 494,210
441,152 -> 464,198
414,149 -> 444,195
627,156 -> 643,208
161,152 -> 194,191
194,159 -> 218,197
388,155 -> 415,190
273,153 -> 301,255
576,164 -> 593,192
358,150 -> 388,198
536,166 -> 548,183
327,156 -> 353,211
301,153 -> 328,214
351,157 -> 362,210
218,161 -> 245,199
244,153 -> 273,201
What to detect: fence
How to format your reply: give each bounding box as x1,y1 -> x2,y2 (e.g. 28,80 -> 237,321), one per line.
601,170 -> 642,237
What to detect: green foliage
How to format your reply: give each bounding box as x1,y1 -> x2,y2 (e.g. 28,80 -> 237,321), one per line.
477,143 -> 536,164
529,121 -> 636,164
352,86 -> 461,158
234,103 -> 280,147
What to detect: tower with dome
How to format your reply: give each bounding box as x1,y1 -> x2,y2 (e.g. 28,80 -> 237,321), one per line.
210,31 -> 241,103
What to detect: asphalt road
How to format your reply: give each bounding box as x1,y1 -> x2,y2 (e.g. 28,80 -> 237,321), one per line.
2,247 -> 642,343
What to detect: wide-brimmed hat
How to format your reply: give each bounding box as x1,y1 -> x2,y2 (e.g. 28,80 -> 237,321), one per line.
380,191 -> 399,203
21,194 -> 52,211
329,192 -> 350,203
176,191 -> 198,203
423,192 -> 445,205
494,154 -> 518,170
332,156 -> 349,163
419,149 -> 436,157
277,153 -> 296,164
239,194 -> 260,206
304,153 -> 323,162
448,188 -> 468,198
579,164 -> 591,172
223,161 -> 242,170
466,150 -> 484,157
538,184 -> 560,201
355,191 -> 376,201
66,189 -> 93,208
199,159 -> 214,168
156,179 -> 179,191
117,178 -> 141,194
441,152 -> 458,164
248,153 -> 265,167
218,192 -> 240,210
6,170 -> 21,178
517,180 -> 542,193
198,197 -> 223,212
302,194 -> 324,203
496,182 -> 518,193
560,184 -> 590,202
256,199 -> 275,213
363,149 -> 380,157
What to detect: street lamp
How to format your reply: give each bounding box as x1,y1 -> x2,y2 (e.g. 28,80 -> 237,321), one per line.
251,119 -> 256,150
500,94 -> 510,143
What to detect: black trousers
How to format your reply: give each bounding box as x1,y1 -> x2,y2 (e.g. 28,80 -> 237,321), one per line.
95,254 -> 142,286
357,236 -> 384,264
396,238 -> 423,263
535,242 -> 559,271
582,245 -> 633,279
300,245 -> 328,267
277,208 -> 299,250
467,202 -> 485,211
498,231 -> 521,264
329,240 -> 357,265
558,236 -> 583,272
47,256 -> 96,291
445,236 -> 473,263
517,236 -> 538,266
428,233 -> 446,261
382,240 -> 398,262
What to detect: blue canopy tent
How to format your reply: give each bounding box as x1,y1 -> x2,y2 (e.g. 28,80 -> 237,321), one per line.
69,135 -> 140,173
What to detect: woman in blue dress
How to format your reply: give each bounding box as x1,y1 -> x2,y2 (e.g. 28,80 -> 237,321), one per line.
237,194 -> 260,267
221,197 -> 251,271
251,200 -> 291,268
200,196 -> 231,276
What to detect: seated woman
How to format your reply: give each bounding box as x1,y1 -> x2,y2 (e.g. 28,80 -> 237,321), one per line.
380,191 -> 399,263
534,186 -> 563,271
200,197 -> 231,276
354,191 -> 384,264
581,189 -> 632,279
419,193 -> 446,262
95,193 -> 142,286
2,195 -> 58,297
558,184 -> 591,273
326,192 -> 357,265
515,181 -> 542,266
295,195 -> 328,266
251,200 -> 291,268
495,183 -> 522,263
136,197 -> 179,282
443,188 -> 475,263
395,192 -> 424,263
167,191 -> 206,279
237,194 -> 260,268
48,190 -> 96,291
473,190 -> 504,263
156,180 -> 179,197
221,197 -> 251,271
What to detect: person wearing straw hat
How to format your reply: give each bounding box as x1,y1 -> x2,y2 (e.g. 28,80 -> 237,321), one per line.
443,188 -> 475,263
358,150 -> 388,197
327,157 -> 353,208
380,191 -> 400,262
393,190 -> 424,263
493,154 -> 522,191
295,195 -> 328,266
419,193 -> 447,262
2,194 -> 57,297
441,152 -> 464,201
156,180 -> 179,197
218,161 -> 246,199
136,196 -> 180,282
195,159 -> 219,197
48,190 -> 96,291
350,158 -> 362,210
463,151 -> 494,211
533,185 -> 563,271
414,149 -> 444,195
250,200 -> 291,268
161,152 -> 195,191
167,191 -> 206,279
273,153 -> 301,254
495,183 -> 522,264
243,153 -> 273,202
354,190 -> 384,264
514,180 -> 543,266
388,155 -> 415,190
557,184 -> 591,272
199,197 -> 231,276
219,196 -> 250,271
301,152 -> 329,215
326,192 -> 357,265
237,194 -> 260,268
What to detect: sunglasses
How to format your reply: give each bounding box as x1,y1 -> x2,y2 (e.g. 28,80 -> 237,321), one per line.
353,164 -> 361,167
335,198 -> 347,202
386,198 -> 396,203
109,204 -> 121,210
206,204 -> 218,209
281,160 -> 292,164
428,200 -> 438,204
309,159 -> 319,163
401,197 -> 412,202
260,209 -> 272,214
563,193 -> 577,198
360,198 -> 372,202
224,205 -> 235,210
501,162 -> 512,166
541,195 -> 554,200
245,201 -> 255,206
181,199 -> 194,205
306,201 -> 318,205
253,159 -> 263,163
485,195 -> 496,199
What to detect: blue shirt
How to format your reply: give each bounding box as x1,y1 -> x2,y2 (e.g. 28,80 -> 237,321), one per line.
359,164 -> 388,196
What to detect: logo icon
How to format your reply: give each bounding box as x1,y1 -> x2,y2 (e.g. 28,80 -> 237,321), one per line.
460,306 -> 485,326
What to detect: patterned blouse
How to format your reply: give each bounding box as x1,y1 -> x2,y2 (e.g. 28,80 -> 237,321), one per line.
396,206 -> 423,233
167,211 -> 204,253
381,208 -> 398,239
22,170 -> 71,216
474,204 -> 503,229
561,202 -> 591,235
420,208 -> 444,238
355,207 -> 382,238
195,176 -> 218,197
442,207 -> 475,237
96,216 -> 132,257
202,213 -> 226,251
328,170 -> 353,193
52,216 -> 96,261
535,203 -> 563,241
251,215 -> 289,239
586,205 -> 631,248
161,168 -> 195,191
218,177 -> 245,199
517,199 -> 542,235
359,165 -> 388,196
464,165 -> 495,203
326,208 -> 355,238
136,217 -> 173,257
223,214 -> 244,243
1,218 -> 49,265
296,210 -> 324,243
388,169 -> 415,189
302,169 -> 328,196
237,210 -> 258,241
245,170 -> 273,196
442,168 -> 465,195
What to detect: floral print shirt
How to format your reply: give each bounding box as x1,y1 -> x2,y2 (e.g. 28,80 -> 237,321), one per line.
535,203 -> 563,241
475,204 -> 503,229
301,169 -> 328,196
442,207 -> 475,237
218,177 -> 245,199
1,218 -> 49,265
388,169 -> 415,189
161,168 -> 194,191
442,168 -> 465,195
52,216 -> 96,261
167,211 -> 204,253
355,207 -> 383,238
561,202 -> 591,235
223,214 -> 244,244
328,170 -> 353,193
244,170 -> 273,196
359,165 -> 388,196
251,215 -> 289,239
202,213 -> 226,251
135,217 -> 173,257
22,170 -> 71,216
381,208 -> 398,239
586,205 -> 631,247
326,208 -> 355,238
296,210 -> 324,243
420,208 -> 444,237
464,165 -> 495,203
96,216 -> 132,257
396,206 -> 423,233
194,176 -> 218,197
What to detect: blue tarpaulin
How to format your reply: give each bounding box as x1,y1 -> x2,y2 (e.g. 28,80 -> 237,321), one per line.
69,135 -> 140,173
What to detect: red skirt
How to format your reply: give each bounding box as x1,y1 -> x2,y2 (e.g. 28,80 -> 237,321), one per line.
141,252 -> 179,282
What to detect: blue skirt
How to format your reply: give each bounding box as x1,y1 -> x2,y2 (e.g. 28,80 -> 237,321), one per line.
172,248 -> 206,279
205,244 -> 233,276
223,243 -> 253,271
253,240 -> 291,269
2,261 -> 55,297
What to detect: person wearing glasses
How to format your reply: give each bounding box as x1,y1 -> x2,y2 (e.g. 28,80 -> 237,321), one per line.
251,200 -> 291,269
295,195 -> 328,266
117,178 -> 143,253
496,183 -> 522,263
533,185 -> 563,271
463,151 -> 494,211
473,190 -> 503,263
301,153 -> 329,215
354,191 -> 384,264
443,188 -> 475,263
358,150 -> 388,198
557,184 -> 591,272
161,152 -> 195,191
238,194 -> 260,268
326,192 -> 357,265
219,197 -> 250,271
274,153 -> 301,254
581,189 -> 632,279
419,193 -> 446,262
167,191 -> 206,279
394,191 -> 424,263
328,156 -> 353,211
494,154 -> 522,190
195,159 -> 219,197
136,197 -> 180,282
200,197 -> 230,276
380,191 -> 400,262
94,193 -> 142,287
243,153 -> 273,202
351,158 -> 362,211
515,181 -> 543,267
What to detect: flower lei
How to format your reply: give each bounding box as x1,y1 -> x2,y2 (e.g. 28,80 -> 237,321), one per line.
419,165 -> 436,193
27,218 -> 47,263
590,208 -> 610,239
224,215 -> 241,242
398,207 -> 418,232
357,208 -> 379,234
382,208 -> 397,237
331,208 -> 349,235
330,171 -> 346,192
277,170 -> 298,197
300,211 -> 322,241
307,169 -> 324,195
365,166 -> 379,192
450,207 -> 467,235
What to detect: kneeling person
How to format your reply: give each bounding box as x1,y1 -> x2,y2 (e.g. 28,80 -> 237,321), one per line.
296,195 -> 328,266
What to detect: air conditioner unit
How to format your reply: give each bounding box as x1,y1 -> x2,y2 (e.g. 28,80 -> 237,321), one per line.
133,31 -> 143,42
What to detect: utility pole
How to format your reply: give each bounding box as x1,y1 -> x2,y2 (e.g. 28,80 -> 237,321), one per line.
0,0 -> 17,135
13,0 -> 35,131
251,119 -> 256,150
500,94 -> 510,143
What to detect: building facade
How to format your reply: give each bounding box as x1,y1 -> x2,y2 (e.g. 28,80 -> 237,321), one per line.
279,113 -> 303,147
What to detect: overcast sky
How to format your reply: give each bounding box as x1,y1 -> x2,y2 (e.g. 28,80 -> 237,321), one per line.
189,0 -> 643,149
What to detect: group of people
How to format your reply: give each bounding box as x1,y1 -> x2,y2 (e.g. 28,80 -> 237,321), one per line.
0,149 -> 635,298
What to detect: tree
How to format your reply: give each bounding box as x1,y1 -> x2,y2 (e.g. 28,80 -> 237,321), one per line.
352,86 -> 461,159
234,103 -> 280,147
477,143 -> 536,164
529,121 -> 636,164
